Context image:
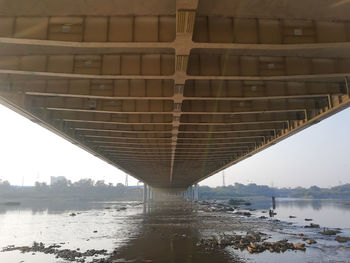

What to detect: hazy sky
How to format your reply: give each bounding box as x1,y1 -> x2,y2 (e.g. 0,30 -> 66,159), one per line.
0,104 -> 349,188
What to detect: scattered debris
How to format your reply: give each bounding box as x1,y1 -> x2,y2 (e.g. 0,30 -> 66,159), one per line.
2,242 -> 108,262
305,223 -> 320,228
335,236 -> 350,243
234,211 -> 251,217
307,239 -> 317,244
197,232 -> 307,254
320,229 -> 341,236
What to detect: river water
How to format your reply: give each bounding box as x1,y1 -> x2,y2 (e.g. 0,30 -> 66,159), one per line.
0,198 -> 349,263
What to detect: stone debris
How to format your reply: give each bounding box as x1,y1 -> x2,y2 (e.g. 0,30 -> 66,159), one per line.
198,201 -> 235,212
2,242 -> 108,262
197,232 -> 309,254
320,229 -> 341,236
302,238 -> 317,244
115,206 -> 127,211
305,223 -> 320,228
335,236 -> 350,243
234,211 -> 251,217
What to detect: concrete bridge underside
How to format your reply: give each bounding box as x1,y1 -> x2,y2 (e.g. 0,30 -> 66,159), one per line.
0,0 -> 350,189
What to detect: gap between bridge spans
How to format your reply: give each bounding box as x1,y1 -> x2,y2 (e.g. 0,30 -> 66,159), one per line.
170,0 -> 199,184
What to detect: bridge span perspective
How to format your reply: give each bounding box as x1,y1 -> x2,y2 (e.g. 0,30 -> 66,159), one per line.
0,0 -> 350,190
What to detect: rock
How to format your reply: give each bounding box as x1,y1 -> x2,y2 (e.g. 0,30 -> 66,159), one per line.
294,243 -> 306,251
234,211 -> 251,217
306,239 -> 317,244
305,223 -> 320,228
69,213 -> 76,216
93,230 -> 98,233
197,232 -> 306,254
1,242 -> 108,262
289,215 -> 296,218
305,218 -> 313,221
335,236 -> 350,243
320,229 -> 341,236
247,245 -> 254,253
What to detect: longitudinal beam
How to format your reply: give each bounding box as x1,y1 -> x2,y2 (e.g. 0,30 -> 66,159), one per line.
1,0 -> 350,188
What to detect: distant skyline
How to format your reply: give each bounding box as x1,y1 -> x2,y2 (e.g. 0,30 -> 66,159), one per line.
0,104 -> 349,188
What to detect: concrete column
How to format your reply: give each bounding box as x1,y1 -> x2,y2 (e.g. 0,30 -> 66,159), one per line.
143,184 -> 148,202
149,187 -> 153,200
194,184 -> 199,201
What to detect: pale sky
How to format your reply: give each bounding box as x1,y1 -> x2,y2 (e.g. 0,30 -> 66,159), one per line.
0,103 -> 349,188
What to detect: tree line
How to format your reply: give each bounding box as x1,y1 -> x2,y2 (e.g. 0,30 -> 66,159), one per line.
1,179 -> 350,201
199,183 -> 350,200
0,178 -> 142,201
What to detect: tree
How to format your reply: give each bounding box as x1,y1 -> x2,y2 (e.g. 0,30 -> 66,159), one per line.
95,180 -> 107,187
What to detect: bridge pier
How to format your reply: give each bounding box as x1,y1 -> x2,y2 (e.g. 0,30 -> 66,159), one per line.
149,187 -> 154,201
143,184 -> 148,202
143,184 -> 154,202
194,184 -> 199,201
181,185 -> 199,201
143,184 -> 199,202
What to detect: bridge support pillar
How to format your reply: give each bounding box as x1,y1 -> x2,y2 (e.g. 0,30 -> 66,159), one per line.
147,185 -> 151,201
194,184 -> 199,201
182,185 -> 198,201
143,184 -> 148,202
149,187 -> 153,201
143,184 -> 154,202
190,185 -> 194,201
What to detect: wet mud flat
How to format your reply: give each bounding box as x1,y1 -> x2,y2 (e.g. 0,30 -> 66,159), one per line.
1,200 -> 350,263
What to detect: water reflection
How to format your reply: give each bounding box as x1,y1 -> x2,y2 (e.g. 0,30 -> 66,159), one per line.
276,199 -> 323,211
0,200 -> 140,215
112,201 -> 239,263
251,198 -> 350,228
0,198 -> 349,263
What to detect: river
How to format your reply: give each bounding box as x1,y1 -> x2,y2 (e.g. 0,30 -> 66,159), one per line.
0,198 -> 349,262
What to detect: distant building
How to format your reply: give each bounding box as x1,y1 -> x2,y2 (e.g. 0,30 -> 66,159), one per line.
50,176 -> 66,185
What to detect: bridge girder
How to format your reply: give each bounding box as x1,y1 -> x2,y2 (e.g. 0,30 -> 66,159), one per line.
0,0 -> 350,188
